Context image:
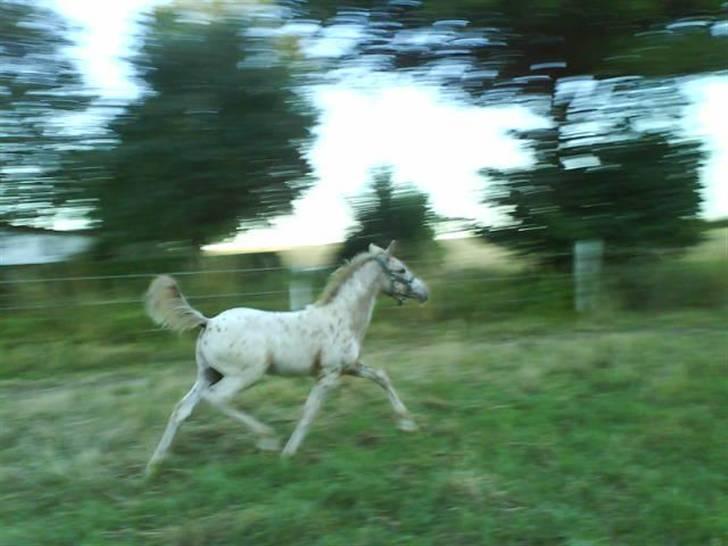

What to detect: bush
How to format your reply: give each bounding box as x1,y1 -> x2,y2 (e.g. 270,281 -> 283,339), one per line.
607,259 -> 728,311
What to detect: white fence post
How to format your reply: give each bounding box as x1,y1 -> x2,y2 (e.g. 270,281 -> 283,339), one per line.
289,267 -> 314,311
573,240 -> 604,313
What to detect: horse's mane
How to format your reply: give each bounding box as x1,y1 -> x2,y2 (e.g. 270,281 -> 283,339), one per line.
315,251 -> 376,306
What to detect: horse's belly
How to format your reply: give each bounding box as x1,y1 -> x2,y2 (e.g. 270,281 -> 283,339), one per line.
267,350 -> 317,377
200,320 -> 320,376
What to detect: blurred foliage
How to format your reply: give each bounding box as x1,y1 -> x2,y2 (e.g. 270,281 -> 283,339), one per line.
1,0 -> 725,258
434,0 -> 727,79
607,24 -> 728,77
300,0 -> 724,267
0,0 -> 93,226
72,4 -> 314,255
461,1 -> 722,267
608,258 -> 728,311
337,168 -> 437,261
482,129 -> 706,269
301,0 -> 726,85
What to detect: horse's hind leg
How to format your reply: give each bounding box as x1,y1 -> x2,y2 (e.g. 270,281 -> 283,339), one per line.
203,370 -> 279,451
145,379 -> 205,476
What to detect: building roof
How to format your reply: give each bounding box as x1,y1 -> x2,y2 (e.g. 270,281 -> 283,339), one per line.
0,223 -> 95,237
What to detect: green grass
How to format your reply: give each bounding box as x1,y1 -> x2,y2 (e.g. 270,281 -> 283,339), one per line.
2,314 -> 726,545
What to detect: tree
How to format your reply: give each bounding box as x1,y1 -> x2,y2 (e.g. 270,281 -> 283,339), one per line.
303,1 -> 726,89
83,5 -> 314,254
301,1 -> 723,264
338,169 -> 436,261
483,129 -> 706,269
0,0 -> 93,226
461,1 -> 723,267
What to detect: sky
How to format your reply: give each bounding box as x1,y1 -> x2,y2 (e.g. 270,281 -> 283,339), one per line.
50,0 -> 728,250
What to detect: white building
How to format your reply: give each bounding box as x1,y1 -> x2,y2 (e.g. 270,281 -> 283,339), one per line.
0,225 -> 94,266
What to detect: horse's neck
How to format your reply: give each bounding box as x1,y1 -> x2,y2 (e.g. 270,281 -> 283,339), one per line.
329,260 -> 382,340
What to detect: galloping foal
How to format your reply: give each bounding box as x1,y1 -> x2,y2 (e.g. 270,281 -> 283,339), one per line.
144,241 -> 429,475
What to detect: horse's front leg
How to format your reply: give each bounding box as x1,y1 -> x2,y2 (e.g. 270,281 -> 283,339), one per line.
281,372 -> 340,457
345,362 -> 418,432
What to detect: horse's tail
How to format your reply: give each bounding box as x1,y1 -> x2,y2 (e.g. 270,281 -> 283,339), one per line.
145,275 -> 208,333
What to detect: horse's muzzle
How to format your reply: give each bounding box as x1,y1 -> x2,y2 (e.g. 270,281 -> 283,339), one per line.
411,279 -> 429,303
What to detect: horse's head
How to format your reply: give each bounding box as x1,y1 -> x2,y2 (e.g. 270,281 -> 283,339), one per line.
369,241 -> 429,305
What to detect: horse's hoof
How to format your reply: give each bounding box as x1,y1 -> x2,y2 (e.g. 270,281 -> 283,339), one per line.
256,436 -> 281,452
397,418 -> 419,432
144,463 -> 160,480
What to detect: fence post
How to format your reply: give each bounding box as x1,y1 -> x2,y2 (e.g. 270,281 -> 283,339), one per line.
573,239 -> 604,313
289,267 -> 314,311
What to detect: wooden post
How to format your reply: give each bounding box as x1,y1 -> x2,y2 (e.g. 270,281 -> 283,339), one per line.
573,240 -> 604,313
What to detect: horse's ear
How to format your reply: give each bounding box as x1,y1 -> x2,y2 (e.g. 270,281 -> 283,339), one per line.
369,243 -> 384,254
386,240 -> 397,255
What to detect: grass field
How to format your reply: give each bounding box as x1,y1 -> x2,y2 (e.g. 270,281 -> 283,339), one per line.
2,311 -> 726,546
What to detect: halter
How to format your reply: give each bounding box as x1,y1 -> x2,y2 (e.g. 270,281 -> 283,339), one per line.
374,255 -> 417,305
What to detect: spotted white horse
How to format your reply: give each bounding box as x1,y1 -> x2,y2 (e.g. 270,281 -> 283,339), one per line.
144,241 -> 428,475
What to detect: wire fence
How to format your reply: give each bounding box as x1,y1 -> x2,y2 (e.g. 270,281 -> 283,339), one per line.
0,289 -> 295,312
2,269 -> 723,313
1,242 -> 717,284
0,246 -> 725,315
0,265 -> 290,285
1,238 -> 724,389
0,269 -> 575,312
